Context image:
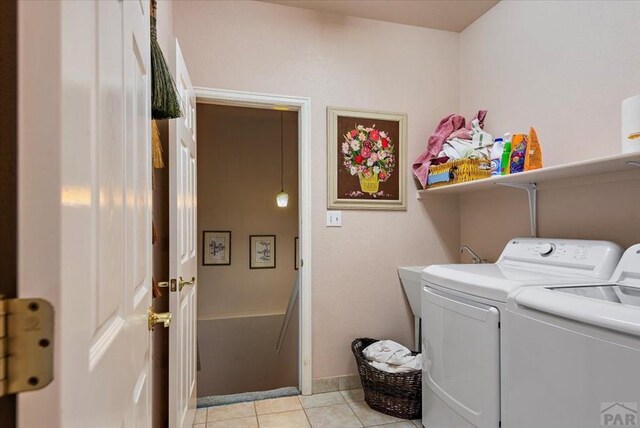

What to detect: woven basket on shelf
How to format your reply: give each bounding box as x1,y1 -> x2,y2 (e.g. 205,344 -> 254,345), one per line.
427,158 -> 491,188
351,338 -> 421,420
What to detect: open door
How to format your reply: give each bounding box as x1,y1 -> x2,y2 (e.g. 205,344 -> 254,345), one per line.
169,40 -> 198,428
18,0 -> 155,426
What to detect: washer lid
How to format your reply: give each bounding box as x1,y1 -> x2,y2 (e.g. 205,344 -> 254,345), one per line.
423,263 -> 596,302
510,285 -> 640,337
611,243 -> 640,286
550,284 -> 640,307
543,243 -> 640,308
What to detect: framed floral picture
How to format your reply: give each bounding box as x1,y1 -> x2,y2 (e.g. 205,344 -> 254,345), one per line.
328,107 -> 407,210
250,235 -> 276,269
203,231 -> 231,266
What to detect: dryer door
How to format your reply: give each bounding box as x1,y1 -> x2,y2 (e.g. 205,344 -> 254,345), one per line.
422,286 -> 500,428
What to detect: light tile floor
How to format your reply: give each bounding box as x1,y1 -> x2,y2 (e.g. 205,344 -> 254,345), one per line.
193,389 -> 422,428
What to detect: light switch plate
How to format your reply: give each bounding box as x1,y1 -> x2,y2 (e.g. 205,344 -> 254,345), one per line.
326,211 -> 342,227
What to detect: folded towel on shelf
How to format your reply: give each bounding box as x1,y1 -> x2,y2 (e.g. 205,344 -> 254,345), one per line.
439,138 -> 471,160
362,340 -> 422,373
439,138 -> 490,160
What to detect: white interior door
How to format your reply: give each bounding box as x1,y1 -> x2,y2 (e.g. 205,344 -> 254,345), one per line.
18,0 -> 153,426
169,40 -> 198,428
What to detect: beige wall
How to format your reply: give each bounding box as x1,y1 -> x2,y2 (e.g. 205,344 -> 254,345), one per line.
156,0 -> 174,59
174,0 -> 462,379
174,0 -> 640,382
197,104 -> 299,319
460,0 -> 640,165
459,1 -> 640,260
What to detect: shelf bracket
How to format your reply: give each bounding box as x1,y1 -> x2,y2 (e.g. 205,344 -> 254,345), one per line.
496,182 -> 537,237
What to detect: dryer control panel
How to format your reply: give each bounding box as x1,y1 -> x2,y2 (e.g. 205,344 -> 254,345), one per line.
499,238 -> 623,280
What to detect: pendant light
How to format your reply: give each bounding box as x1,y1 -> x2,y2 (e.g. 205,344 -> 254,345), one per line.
276,110 -> 289,208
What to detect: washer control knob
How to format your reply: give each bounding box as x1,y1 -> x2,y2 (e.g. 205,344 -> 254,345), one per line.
540,243 -> 555,256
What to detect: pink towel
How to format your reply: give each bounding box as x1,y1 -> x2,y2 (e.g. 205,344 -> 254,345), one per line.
412,114 -> 465,188
412,110 -> 487,188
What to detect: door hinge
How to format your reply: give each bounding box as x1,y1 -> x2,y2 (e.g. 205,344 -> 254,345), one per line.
498,322 -> 501,329
0,297 -> 54,397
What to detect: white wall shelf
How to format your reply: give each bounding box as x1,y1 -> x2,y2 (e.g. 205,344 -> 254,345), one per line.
417,152 -> 640,197
416,152 -> 640,238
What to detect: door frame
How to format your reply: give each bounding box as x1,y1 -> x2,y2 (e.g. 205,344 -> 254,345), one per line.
193,87 -> 312,395
0,0 -> 17,425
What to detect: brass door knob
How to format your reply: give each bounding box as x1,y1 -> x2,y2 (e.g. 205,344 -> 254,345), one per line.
148,307 -> 172,331
178,276 -> 196,291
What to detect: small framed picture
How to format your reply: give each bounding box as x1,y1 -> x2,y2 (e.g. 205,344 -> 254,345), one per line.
294,237 -> 300,270
203,231 -> 231,266
250,235 -> 276,269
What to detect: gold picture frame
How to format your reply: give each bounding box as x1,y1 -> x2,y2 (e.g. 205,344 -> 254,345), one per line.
327,107 -> 407,210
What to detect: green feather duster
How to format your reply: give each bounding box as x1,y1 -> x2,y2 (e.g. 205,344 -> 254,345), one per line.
151,2 -> 182,120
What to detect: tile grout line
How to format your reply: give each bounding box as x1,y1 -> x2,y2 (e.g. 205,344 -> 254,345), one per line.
300,392 -> 369,427
253,396 -> 310,427
255,396 -> 307,417
299,396 -> 349,410
347,401 -> 367,428
202,401 -> 260,426
299,399 -> 312,427
297,395 -> 314,427
254,401 -> 260,428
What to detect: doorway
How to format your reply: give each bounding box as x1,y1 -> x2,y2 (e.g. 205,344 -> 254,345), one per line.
194,88 -> 312,398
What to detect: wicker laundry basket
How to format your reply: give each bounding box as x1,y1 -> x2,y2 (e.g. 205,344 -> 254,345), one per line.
427,158 -> 491,188
351,338 -> 421,420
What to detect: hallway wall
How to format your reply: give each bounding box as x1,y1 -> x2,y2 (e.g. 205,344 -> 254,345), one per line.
197,104 -> 299,319
174,0 -> 462,380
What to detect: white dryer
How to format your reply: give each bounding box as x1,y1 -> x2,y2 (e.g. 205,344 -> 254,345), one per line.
504,243 -> 640,428
421,238 -> 623,428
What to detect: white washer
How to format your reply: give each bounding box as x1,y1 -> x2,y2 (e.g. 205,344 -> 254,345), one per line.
421,238 -> 623,428
504,243 -> 640,428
